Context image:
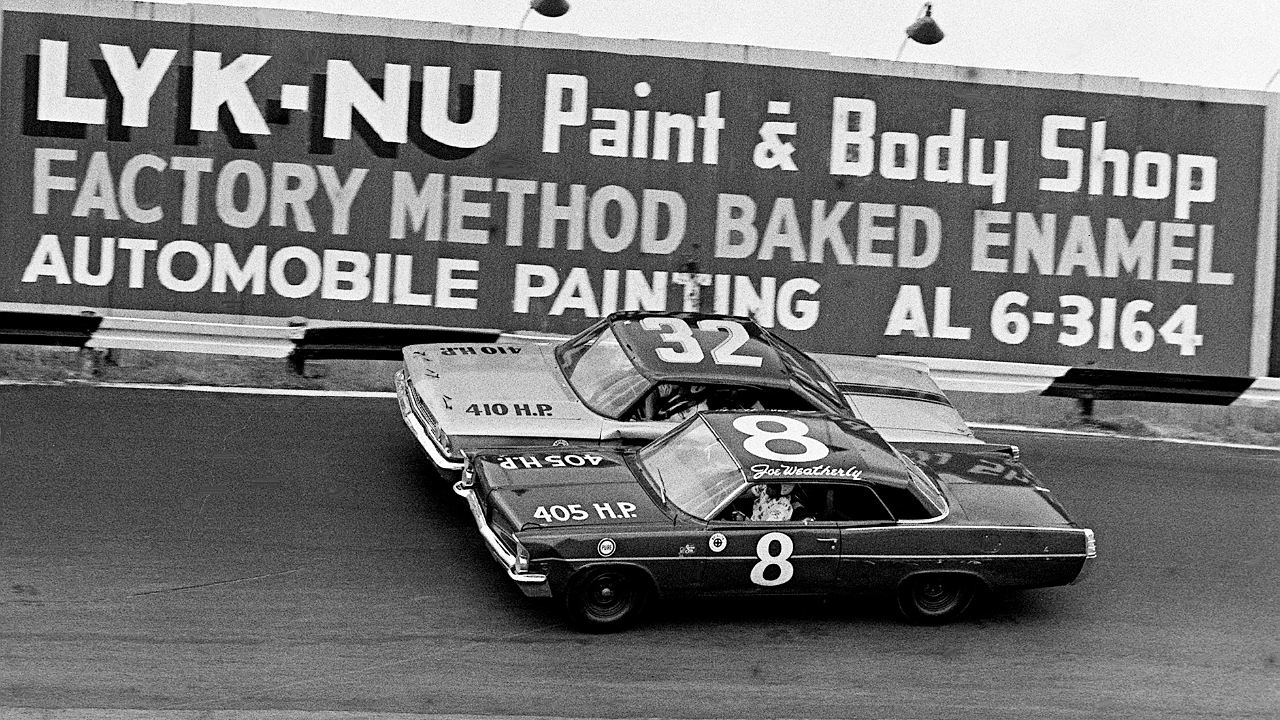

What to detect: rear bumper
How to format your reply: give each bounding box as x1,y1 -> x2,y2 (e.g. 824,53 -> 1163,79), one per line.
1070,553 -> 1096,585
394,369 -> 465,472
1070,528 -> 1097,585
452,480 -> 552,597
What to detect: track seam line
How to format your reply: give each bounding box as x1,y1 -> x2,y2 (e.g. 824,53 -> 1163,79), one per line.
5,378 -> 1278,451
127,568 -> 305,597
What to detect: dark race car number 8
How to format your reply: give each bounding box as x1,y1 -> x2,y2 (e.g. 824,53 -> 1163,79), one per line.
639,317 -> 764,367
734,415 -> 830,462
752,532 -> 794,586
735,416 -> 831,587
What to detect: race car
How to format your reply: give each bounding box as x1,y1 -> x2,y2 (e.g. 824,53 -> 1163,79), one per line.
395,311 -> 851,477
452,410 -> 1096,631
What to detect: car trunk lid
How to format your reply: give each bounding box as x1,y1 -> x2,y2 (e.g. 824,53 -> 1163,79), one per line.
908,448 -> 1075,527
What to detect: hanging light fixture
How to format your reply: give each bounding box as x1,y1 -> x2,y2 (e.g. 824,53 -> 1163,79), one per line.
905,3 -> 945,45
531,0 -> 570,18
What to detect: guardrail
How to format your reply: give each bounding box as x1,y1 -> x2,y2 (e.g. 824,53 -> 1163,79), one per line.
0,310 -> 101,347
3,308 -> 1279,406
87,316 -> 304,358
289,324 -> 502,374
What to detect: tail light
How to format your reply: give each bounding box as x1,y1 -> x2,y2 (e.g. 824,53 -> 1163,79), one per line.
514,541 -> 530,573
1083,528 -> 1097,558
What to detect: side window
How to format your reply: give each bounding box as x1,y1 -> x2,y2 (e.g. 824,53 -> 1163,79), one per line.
703,386 -> 814,412
755,388 -> 816,412
825,484 -> 894,523
629,385 -> 818,420
715,483 -> 817,523
875,485 -> 932,520
628,383 -> 710,421
716,485 -> 758,521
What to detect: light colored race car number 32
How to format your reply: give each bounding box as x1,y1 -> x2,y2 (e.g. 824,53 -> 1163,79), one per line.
640,317 -> 764,367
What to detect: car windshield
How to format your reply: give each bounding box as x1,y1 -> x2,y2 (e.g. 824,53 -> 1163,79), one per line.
635,418 -> 745,519
558,324 -> 650,418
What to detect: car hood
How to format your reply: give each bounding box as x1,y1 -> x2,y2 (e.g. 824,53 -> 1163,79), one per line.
474,450 -> 671,529
903,446 -> 1077,528
402,342 -> 608,442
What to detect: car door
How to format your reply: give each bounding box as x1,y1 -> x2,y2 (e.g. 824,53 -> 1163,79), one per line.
699,520 -> 841,594
831,484 -> 904,589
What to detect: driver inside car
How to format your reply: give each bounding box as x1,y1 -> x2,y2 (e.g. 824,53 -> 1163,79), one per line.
659,383 -> 710,421
751,483 -> 803,521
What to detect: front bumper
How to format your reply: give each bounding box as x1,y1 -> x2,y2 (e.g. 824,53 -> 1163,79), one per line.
452,480 -> 552,597
394,369 -> 465,473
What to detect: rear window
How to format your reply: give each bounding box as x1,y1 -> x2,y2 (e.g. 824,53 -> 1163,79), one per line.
843,395 -> 973,438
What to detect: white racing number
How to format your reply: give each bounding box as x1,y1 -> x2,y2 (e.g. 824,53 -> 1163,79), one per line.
750,531 -> 794,586
732,415 -> 829,462
638,317 -> 764,367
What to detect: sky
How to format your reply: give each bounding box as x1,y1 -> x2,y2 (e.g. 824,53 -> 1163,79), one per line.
151,0 -> 1280,93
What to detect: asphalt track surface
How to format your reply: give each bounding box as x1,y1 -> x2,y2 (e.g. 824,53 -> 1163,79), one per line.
2,385 -> 1277,720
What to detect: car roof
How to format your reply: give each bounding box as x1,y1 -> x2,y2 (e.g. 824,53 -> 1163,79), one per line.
696,411 -> 914,489
608,312 -> 794,388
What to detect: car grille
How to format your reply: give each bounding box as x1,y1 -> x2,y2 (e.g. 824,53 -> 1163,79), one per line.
406,382 -> 438,427
488,507 -> 518,554
405,381 -> 462,460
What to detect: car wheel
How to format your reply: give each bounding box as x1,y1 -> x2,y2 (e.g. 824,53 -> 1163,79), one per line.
565,567 -> 649,632
897,574 -> 977,625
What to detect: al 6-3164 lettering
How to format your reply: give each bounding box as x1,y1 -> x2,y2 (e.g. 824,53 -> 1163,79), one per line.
991,292 -> 1202,355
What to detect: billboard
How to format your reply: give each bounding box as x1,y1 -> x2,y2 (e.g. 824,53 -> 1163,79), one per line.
2,1 -> 1276,375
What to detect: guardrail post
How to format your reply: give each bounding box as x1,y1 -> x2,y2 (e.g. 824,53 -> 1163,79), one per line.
75,310 -> 102,377
1078,397 -> 1095,420
77,346 -> 101,376
286,316 -> 307,375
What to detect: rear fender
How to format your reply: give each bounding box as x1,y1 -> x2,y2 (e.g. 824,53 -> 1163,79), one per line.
897,568 -> 990,594
563,561 -> 661,599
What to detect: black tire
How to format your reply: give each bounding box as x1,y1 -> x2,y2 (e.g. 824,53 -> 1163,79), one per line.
564,567 -> 649,632
897,574 -> 977,625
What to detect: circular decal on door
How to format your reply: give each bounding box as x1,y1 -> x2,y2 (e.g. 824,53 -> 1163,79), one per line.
597,538 -> 617,557
709,533 -> 727,553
